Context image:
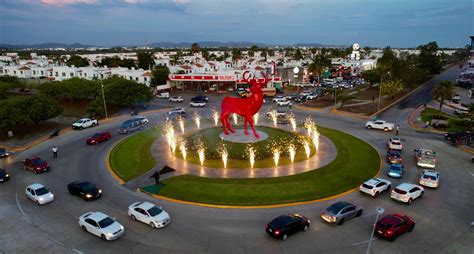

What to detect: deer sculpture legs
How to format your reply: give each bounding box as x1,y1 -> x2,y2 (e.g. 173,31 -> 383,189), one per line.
220,113 -> 235,135
244,116 -> 259,138
220,113 -> 259,138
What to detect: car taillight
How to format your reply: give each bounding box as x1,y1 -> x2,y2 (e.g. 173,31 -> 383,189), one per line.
387,230 -> 392,235
274,230 -> 280,235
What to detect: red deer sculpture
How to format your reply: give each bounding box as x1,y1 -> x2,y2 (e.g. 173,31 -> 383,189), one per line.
220,71 -> 270,138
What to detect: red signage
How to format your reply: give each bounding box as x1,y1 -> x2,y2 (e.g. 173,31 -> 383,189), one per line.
169,74 -> 282,82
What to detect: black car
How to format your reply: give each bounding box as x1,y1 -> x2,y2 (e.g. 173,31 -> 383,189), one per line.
294,96 -> 306,103
0,168 -> 9,182
444,131 -> 472,141
191,95 -> 208,102
67,180 -> 102,200
0,148 -> 10,158
266,214 -> 310,240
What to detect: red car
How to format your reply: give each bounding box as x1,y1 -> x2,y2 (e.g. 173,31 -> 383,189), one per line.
23,156 -> 49,174
386,149 -> 402,164
86,132 -> 112,145
375,214 -> 415,241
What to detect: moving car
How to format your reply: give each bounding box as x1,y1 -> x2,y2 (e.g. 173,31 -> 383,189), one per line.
375,214 -> 415,241
191,95 -> 208,102
86,132 -> 112,145
390,183 -> 424,205
0,168 -> 10,182
414,148 -> 436,168
386,149 -> 402,164
359,178 -> 391,197
23,156 -> 49,174
444,131 -> 473,142
419,170 -> 440,188
169,96 -> 184,102
190,100 -> 206,107
277,115 -> 291,124
276,99 -> 292,107
72,118 -> 98,130
78,212 -> 125,241
320,201 -> 363,225
365,120 -> 395,131
128,201 -> 171,228
266,110 -> 287,118
388,137 -> 403,150
168,107 -> 185,115
25,183 -> 54,205
387,163 -> 404,178
68,180 -> 102,201
0,148 -> 10,158
265,214 -> 310,240
135,116 -> 149,125
118,118 -> 145,134
272,96 -> 286,103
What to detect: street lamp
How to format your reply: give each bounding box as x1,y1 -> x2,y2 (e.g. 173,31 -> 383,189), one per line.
367,207 -> 384,254
97,69 -> 108,119
377,72 -> 390,111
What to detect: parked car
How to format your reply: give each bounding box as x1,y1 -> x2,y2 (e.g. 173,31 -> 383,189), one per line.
68,180 -> 102,201
306,93 -> 318,100
78,212 -> 125,241
0,168 -> 10,182
272,96 -> 286,103
191,95 -> 208,102
454,108 -> 468,115
359,178 -> 391,197
419,170 -> 440,188
388,137 -> 403,150
414,148 -> 436,168
166,111 -> 187,121
444,131 -> 473,142
86,132 -> 112,145
25,183 -> 54,205
23,156 -> 49,174
118,118 -> 145,134
265,214 -> 310,240
286,94 -> 299,100
387,163 -> 404,178
72,118 -> 98,130
294,96 -> 306,103
0,148 -> 10,158
320,201 -> 363,225
386,149 -> 402,164
276,99 -> 292,107
266,110 -> 287,118
169,96 -> 184,102
190,100 -> 206,107
156,92 -> 170,99
277,115 -> 291,124
365,120 -> 395,131
128,201 -> 171,228
168,107 -> 185,115
375,214 -> 415,241
390,183 -> 424,205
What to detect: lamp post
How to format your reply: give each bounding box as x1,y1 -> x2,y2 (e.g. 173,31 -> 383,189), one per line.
367,207 -> 384,254
293,66 -> 300,85
377,72 -> 390,111
97,69 -> 108,119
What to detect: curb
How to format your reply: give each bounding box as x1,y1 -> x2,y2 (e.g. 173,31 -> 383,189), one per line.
330,108 -> 370,120
459,146 -> 474,155
106,143 -> 126,185
294,105 -> 324,111
0,107 -> 170,152
407,106 -> 448,134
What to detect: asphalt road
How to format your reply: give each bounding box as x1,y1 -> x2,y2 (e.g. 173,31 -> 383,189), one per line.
0,65 -> 473,254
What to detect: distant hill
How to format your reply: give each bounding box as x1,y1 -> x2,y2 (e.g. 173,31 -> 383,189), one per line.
0,43 -> 94,49
146,41 -> 269,48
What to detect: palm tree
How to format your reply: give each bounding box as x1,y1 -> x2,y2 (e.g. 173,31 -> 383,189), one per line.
432,80 -> 454,117
191,43 -> 201,54
307,50 -> 331,80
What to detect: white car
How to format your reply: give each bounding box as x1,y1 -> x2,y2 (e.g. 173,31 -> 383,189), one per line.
419,170 -> 440,188
276,99 -> 292,107
359,178 -> 392,197
168,107 -> 185,115
135,116 -> 149,125
390,183 -> 424,205
306,93 -> 318,100
128,201 -> 171,228
365,120 -> 395,131
272,96 -> 286,103
266,110 -> 287,117
169,96 -> 184,102
25,183 -> 54,205
72,118 -> 98,130
414,148 -> 437,168
78,212 -> 125,241
388,137 -> 403,150
190,101 -> 206,107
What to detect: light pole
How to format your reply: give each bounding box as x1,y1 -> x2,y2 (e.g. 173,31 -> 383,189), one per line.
377,72 -> 390,111
97,69 -> 108,119
367,207 -> 385,254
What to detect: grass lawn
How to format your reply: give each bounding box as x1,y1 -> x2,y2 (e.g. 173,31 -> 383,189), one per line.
180,126 -> 315,168
109,127 -> 161,181
147,126 -> 380,206
420,107 -> 469,132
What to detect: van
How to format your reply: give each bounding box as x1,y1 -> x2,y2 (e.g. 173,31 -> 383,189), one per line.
118,118 -> 145,134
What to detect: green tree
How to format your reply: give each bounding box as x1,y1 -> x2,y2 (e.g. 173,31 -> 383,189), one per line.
377,47 -> 398,73
39,78 -> 99,100
202,50 -> 210,61
432,80 -> 454,117
66,55 -> 89,67
151,65 -> 170,86
336,93 -> 356,108
381,80 -> 404,98
103,77 -> 153,107
86,97 -> 105,118
361,68 -> 382,84
22,95 -> 63,123
232,48 -> 242,61
417,41 -> 442,74
307,50 -> 331,78
191,43 -> 201,54
363,46 -> 372,59
294,48 -> 303,60
137,51 -> 154,70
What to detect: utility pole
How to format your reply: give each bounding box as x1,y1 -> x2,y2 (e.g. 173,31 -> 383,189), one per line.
97,69 -> 108,119
367,207 -> 385,254
377,72 -> 390,111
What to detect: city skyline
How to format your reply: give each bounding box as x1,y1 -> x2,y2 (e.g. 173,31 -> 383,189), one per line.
0,0 -> 472,48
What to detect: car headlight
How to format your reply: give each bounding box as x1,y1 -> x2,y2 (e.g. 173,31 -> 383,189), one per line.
50,193 -> 54,198
5,174 -> 9,177
107,232 -> 113,236
39,197 -> 44,201
86,194 -> 92,198
98,189 -> 102,193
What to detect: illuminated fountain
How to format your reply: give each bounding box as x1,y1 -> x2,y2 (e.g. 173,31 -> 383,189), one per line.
218,143 -> 229,168
179,139 -> 187,159
312,128 -> 320,152
212,109 -> 219,126
193,112 -> 201,129
303,140 -> 311,159
232,113 -> 238,125
304,117 -> 315,137
196,140 -> 206,166
268,110 -> 278,127
272,147 -> 281,167
253,112 -> 259,125
163,121 -> 177,154
177,117 -> 185,134
246,144 -> 256,168
289,113 -> 297,131
288,143 -> 296,163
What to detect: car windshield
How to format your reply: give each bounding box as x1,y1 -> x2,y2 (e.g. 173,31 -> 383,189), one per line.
326,202 -> 348,214
376,221 -> 392,229
33,158 -> 44,164
75,120 -> 84,124
35,187 -> 49,196
81,182 -> 97,191
362,184 -> 373,189
98,217 -> 115,228
147,206 -> 163,217
394,188 -> 407,194
0,148 -> 5,153
390,165 -> 402,171
423,174 -> 437,180
389,151 -> 400,156
92,133 -> 102,138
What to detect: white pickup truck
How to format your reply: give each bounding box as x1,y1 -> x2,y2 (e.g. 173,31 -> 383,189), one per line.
72,118 -> 98,130
365,120 -> 394,132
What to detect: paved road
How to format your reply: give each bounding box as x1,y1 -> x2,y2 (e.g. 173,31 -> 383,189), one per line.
1,66 -> 473,254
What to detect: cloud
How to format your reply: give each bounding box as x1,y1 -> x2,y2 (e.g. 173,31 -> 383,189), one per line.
40,0 -> 96,6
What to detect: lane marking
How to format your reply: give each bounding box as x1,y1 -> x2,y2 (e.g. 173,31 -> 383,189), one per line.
72,249 -> 83,254
352,238 -> 376,246
15,193 -> 26,216
43,232 -> 65,247
463,166 -> 474,177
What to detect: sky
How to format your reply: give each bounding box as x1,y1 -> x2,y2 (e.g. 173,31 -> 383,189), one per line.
0,0 -> 472,48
